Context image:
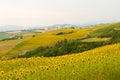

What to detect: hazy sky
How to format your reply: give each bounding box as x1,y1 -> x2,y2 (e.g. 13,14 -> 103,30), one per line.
0,0 -> 120,26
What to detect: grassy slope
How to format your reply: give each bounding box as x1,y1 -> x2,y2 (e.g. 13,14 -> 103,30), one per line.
0,32 -> 11,40
0,39 -> 25,55
0,30 -> 35,55
8,28 -> 95,57
0,23 -> 120,80
1,23 -> 118,58
9,23 -> 113,57
88,22 -> 120,38
88,23 -> 120,44
0,34 -> 35,57
0,43 -> 120,80
0,30 -> 35,40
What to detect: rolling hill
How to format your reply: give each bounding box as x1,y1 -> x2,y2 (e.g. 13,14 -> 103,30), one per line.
0,32 -> 11,40
86,22 -> 120,43
0,22 -> 120,58
8,28 -> 94,57
0,42 -> 120,80
0,30 -> 37,57
0,25 -> 25,32
0,22 -> 120,80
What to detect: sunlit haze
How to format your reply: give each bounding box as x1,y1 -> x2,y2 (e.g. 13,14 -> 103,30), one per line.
0,0 -> 120,27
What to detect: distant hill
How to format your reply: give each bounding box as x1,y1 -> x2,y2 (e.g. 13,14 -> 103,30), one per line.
0,23 -> 96,32
18,22 -> 120,58
86,22 -> 120,43
0,22 -> 120,80
0,25 -> 26,32
11,22 -> 120,58
0,30 -> 36,40
1,22 -> 120,58
8,27 -> 93,57
0,24 -> 76,32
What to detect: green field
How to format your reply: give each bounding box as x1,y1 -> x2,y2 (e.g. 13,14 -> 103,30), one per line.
0,32 -> 11,40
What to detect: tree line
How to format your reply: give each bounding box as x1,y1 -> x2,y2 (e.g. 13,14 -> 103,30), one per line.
18,39 -> 106,58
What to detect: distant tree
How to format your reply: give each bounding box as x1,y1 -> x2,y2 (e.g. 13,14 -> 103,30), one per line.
70,27 -> 75,29
32,35 -> 36,37
20,36 -> 23,39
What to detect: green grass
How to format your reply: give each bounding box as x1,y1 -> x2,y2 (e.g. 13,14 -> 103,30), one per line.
0,32 -> 11,40
82,22 -> 120,44
88,22 -> 120,38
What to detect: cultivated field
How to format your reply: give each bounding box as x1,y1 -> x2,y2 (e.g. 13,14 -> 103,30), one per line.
0,22 -> 120,80
0,43 -> 120,80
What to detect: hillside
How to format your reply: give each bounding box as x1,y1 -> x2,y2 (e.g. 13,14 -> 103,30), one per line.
0,23 -> 119,57
0,31 -> 36,57
0,43 -> 120,80
0,25 -> 25,32
8,28 -> 95,57
0,32 -> 11,40
0,30 -> 35,40
9,22 -> 120,58
0,22 -> 119,59
86,22 -> 120,43
0,22 -> 120,80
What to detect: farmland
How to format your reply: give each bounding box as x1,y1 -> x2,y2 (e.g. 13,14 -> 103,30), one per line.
0,43 -> 120,80
0,22 -> 120,80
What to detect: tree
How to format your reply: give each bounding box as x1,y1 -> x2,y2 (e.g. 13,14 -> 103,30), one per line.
32,35 -> 36,37
20,36 -> 23,39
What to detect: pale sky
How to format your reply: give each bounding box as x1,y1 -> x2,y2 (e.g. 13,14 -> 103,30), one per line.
0,0 -> 120,26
